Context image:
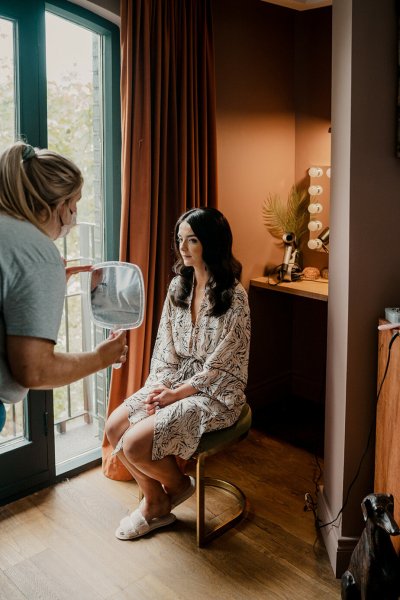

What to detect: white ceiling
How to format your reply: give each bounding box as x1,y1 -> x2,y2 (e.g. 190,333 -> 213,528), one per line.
261,0 -> 331,10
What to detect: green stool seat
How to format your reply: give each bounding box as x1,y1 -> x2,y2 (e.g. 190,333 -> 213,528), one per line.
196,403 -> 252,455
194,402 -> 252,546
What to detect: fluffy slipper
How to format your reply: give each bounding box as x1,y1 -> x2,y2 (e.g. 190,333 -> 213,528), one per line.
115,507 -> 176,540
170,476 -> 196,509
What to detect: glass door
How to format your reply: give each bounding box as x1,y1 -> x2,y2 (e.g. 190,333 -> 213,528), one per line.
45,10 -> 107,475
0,0 -> 121,503
0,0 -> 53,503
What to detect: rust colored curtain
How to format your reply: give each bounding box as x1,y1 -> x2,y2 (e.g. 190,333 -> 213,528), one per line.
102,0 -> 218,480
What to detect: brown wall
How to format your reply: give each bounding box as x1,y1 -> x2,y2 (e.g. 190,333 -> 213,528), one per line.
213,0 -> 332,288
295,8 -> 332,272
213,0 -> 296,287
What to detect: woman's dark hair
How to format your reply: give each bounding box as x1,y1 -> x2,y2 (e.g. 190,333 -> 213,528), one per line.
170,207 -> 242,316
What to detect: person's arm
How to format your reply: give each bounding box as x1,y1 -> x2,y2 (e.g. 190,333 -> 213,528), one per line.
6,330 -> 127,389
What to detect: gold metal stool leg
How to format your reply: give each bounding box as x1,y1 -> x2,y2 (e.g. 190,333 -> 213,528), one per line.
137,457 -> 248,546
196,451 -> 248,547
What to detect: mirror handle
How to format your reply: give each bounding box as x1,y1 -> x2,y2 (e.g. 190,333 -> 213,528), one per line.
112,327 -> 124,369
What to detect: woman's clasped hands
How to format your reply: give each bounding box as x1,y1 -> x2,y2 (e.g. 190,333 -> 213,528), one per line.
145,384 -> 178,415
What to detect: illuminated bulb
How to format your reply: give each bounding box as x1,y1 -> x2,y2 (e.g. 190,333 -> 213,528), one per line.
308,238 -> 323,250
326,167 -> 331,178
308,167 -> 323,178
308,220 -> 323,232
308,203 -> 323,214
308,185 -> 323,196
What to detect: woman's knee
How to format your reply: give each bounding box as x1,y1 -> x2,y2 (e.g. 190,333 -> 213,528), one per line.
123,421 -> 154,464
105,405 -> 129,447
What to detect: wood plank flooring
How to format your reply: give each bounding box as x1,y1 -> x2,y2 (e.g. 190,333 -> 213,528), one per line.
0,429 -> 341,599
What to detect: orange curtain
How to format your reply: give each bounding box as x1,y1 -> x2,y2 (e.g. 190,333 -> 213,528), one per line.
102,0 -> 218,480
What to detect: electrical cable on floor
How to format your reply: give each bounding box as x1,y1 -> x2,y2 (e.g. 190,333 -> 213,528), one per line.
304,330 -> 400,530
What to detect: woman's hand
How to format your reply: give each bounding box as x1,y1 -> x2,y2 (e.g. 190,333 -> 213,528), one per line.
63,258 -> 93,282
65,264 -> 93,282
95,330 -> 128,368
144,382 -> 198,415
145,385 -> 178,415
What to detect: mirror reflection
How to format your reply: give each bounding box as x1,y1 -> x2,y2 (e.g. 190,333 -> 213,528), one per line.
88,262 -> 145,330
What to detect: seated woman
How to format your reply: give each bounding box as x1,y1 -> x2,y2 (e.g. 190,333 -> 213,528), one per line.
105,207 -> 251,540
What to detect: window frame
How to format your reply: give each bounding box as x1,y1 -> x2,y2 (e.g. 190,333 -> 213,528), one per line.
46,0 -> 122,261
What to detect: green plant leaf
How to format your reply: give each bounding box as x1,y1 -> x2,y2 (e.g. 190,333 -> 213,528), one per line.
262,185 -> 309,244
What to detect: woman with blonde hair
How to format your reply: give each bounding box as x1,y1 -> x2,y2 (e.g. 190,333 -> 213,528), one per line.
0,141 -> 127,412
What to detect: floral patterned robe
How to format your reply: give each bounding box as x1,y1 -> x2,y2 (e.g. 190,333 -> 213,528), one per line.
115,277 -> 251,460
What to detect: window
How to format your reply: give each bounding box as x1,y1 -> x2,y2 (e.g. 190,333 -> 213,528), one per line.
0,17 -> 16,151
46,8 -> 110,472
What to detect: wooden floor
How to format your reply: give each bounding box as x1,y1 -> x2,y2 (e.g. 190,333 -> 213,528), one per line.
0,429 -> 341,599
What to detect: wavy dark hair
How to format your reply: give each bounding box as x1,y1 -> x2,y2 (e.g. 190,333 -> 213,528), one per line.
170,207 -> 242,317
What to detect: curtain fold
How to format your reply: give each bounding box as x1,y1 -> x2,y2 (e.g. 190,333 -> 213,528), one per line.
102,0 -> 218,480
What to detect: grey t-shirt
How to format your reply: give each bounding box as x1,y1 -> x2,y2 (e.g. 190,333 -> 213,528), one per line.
0,214 -> 66,404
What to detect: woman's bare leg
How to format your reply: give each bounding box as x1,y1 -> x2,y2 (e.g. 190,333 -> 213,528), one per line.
105,405 -> 171,520
121,416 -> 192,513
106,404 -> 181,521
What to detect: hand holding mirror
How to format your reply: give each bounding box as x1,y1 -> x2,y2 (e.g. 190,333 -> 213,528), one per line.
88,261 -> 145,368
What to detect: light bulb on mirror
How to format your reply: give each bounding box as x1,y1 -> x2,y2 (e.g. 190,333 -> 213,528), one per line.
307,238 -> 323,250
308,167 -> 323,178
308,227 -> 330,251
308,203 -> 323,214
308,185 -> 323,196
326,167 -> 331,178
308,220 -> 323,232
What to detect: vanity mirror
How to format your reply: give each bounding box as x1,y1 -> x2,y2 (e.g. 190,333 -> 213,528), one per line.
307,165 -> 330,252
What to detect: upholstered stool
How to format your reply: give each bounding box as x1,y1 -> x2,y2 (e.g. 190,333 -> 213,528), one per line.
137,403 -> 252,545
193,402 -> 252,546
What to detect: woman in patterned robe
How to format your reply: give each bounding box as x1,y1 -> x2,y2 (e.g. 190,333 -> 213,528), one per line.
106,207 -> 251,540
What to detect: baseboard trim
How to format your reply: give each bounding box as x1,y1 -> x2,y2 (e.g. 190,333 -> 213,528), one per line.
317,485 -> 358,578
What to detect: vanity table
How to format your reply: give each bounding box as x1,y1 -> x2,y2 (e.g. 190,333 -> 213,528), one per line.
250,276 -> 328,301
246,276 -> 328,451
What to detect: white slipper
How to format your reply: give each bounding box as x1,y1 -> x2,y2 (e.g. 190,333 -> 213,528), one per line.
170,476 -> 196,509
115,507 -> 176,540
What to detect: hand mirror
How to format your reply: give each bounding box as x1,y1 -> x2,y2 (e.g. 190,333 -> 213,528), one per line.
88,261 -> 145,367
